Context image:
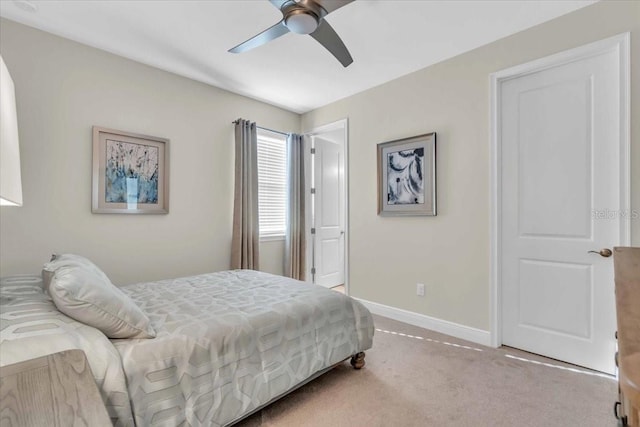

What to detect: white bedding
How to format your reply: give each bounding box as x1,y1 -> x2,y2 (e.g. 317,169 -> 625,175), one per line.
114,269 -> 374,426
0,279 -> 134,426
0,270 -> 374,426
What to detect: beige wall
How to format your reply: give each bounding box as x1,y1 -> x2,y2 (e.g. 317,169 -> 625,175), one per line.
0,19 -> 296,284
302,0 -> 639,331
260,240 -> 285,276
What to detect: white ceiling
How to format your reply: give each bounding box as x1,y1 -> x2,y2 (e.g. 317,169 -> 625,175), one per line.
0,0 -> 596,114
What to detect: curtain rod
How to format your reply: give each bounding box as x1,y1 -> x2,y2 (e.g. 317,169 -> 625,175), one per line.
232,120 -> 290,137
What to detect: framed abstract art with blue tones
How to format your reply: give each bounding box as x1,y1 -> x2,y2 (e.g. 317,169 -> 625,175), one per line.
92,126 -> 169,214
377,133 -> 436,216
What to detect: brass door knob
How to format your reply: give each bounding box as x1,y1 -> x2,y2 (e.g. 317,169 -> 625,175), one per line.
588,248 -> 613,258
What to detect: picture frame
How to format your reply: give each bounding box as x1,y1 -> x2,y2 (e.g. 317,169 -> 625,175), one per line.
92,126 -> 169,214
377,132 -> 436,216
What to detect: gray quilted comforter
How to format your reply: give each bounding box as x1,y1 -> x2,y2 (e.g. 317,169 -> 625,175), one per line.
0,270 -> 373,426
114,270 -> 374,426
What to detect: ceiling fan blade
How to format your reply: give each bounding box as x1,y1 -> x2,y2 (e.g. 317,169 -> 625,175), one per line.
228,21 -> 290,53
269,0 -> 290,10
316,0 -> 354,16
310,20 -> 353,67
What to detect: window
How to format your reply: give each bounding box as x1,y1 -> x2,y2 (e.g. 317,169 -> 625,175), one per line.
257,129 -> 287,240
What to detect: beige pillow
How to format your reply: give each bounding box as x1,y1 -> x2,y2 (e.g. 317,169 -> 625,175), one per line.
49,264 -> 155,339
43,254 -> 109,294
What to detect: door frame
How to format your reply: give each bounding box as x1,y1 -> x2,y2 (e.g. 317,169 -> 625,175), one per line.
303,118 -> 349,293
489,33 -> 630,348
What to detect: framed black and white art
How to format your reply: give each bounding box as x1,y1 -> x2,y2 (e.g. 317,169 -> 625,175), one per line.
377,132 -> 436,216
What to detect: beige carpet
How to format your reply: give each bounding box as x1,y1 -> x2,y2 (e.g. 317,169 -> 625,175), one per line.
331,285 -> 345,294
237,315 -> 617,427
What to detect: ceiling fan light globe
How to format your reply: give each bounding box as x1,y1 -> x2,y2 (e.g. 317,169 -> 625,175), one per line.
285,11 -> 318,34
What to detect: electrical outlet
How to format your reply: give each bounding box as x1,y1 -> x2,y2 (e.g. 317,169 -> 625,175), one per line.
416,283 -> 425,297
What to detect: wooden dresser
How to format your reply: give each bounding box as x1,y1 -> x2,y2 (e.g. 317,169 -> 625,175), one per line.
614,247 -> 640,426
0,349 -> 111,427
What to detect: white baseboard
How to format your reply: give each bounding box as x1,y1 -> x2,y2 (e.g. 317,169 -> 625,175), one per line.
355,298 -> 493,347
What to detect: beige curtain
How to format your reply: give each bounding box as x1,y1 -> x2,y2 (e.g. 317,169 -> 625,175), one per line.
285,133 -> 306,280
231,119 -> 260,270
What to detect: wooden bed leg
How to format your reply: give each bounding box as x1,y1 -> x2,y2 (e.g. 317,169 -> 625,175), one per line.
350,352 -> 366,369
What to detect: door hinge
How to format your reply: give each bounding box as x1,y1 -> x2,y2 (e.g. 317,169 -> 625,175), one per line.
311,267 -> 316,275
311,228 -> 316,234
311,148 -> 316,154
310,188 -> 316,194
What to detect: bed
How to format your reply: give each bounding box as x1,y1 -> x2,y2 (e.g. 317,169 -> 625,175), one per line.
0,256 -> 374,426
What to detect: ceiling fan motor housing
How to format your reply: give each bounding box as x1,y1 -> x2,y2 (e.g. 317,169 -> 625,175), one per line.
285,9 -> 319,34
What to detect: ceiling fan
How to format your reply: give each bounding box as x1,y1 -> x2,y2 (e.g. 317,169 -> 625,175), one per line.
228,0 -> 355,67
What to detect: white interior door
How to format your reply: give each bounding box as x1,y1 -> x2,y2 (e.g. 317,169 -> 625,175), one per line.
312,134 -> 345,288
499,36 -> 628,374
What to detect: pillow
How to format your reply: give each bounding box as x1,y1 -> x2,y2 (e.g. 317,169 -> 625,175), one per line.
43,253 -> 109,294
48,260 -> 156,339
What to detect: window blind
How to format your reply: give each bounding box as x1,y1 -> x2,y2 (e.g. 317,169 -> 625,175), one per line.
257,129 -> 287,239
